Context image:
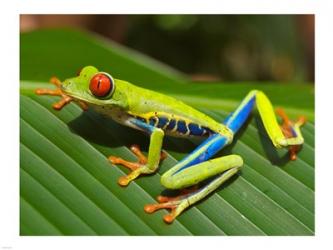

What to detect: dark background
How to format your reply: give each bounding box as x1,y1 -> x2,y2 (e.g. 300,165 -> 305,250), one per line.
21,15 -> 314,83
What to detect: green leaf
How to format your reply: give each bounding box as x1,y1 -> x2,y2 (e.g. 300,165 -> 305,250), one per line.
20,29 -> 314,235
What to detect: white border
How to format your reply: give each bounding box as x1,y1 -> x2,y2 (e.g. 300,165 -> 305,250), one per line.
18,0 -> 316,14
2,0 -> 333,250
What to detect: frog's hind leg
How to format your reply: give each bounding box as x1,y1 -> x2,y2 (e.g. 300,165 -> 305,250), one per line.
275,108 -> 306,160
225,90 -> 306,160
145,155 -> 242,223
144,89 -> 306,223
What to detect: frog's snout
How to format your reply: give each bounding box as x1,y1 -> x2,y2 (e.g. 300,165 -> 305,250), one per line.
61,81 -> 73,92
60,84 -> 66,91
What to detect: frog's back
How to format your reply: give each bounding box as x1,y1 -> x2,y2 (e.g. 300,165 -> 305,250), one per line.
125,82 -> 232,138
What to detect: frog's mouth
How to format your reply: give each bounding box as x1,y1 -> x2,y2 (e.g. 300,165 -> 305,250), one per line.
71,97 -> 89,111
61,85 -> 91,102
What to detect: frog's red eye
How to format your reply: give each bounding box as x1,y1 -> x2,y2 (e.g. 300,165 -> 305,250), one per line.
89,73 -> 114,97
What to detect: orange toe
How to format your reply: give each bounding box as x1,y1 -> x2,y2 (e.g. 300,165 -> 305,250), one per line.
163,214 -> 175,224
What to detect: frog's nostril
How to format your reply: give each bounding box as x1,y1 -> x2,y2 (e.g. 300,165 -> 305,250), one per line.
62,81 -> 72,90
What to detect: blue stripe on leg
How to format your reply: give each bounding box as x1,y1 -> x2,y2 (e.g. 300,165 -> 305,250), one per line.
172,134 -> 229,175
224,95 -> 255,133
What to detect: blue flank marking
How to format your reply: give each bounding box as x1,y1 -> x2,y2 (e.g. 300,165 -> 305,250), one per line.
166,119 -> 176,130
177,120 -> 188,134
157,117 -> 169,128
172,95 -> 256,175
188,123 -> 204,136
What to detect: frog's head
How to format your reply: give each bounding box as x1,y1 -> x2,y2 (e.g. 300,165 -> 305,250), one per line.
61,66 -> 128,109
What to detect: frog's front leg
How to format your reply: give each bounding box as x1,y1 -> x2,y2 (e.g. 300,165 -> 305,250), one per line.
223,90 -> 306,160
35,76 -> 88,110
109,118 -> 167,186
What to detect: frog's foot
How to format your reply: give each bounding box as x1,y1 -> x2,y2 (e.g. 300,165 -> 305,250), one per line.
35,77 -> 88,111
144,187 -> 198,224
276,108 -> 306,160
156,185 -> 199,203
108,144 -> 167,186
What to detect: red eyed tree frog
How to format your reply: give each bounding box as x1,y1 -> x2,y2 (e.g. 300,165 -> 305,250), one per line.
35,66 -> 306,224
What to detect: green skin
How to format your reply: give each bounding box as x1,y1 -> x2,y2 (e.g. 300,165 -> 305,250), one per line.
40,65 -> 305,223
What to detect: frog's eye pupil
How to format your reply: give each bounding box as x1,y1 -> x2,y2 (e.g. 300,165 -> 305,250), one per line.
89,73 -> 113,97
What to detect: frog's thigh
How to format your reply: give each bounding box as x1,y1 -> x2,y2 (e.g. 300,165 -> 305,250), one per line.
161,154 -> 243,190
